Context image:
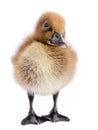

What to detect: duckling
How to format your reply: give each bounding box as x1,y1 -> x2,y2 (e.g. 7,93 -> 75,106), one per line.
12,12 -> 77,125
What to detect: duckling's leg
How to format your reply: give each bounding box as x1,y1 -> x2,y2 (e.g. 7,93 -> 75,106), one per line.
42,92 -> 70,122
21,93 -> 47,125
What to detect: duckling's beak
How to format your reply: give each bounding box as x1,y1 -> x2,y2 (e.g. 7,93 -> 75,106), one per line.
50,32 -> 67,48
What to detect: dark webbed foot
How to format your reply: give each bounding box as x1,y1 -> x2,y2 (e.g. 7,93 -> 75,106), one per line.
42,110 -> 70,122
42,92 -> 70,123
21,113 -> 48,125
21,93 -> 48,125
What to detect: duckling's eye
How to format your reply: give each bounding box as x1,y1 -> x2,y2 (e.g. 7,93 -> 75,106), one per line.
43,22 -> 50,28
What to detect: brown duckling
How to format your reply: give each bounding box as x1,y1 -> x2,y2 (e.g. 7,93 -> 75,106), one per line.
12,12 -> 77,125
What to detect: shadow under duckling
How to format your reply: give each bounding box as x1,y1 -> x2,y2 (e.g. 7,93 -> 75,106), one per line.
12,12 -> 77,125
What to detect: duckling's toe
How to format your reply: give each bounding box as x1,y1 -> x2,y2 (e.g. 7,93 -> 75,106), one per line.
42,110 -> 70,122
21,114 -> 47,125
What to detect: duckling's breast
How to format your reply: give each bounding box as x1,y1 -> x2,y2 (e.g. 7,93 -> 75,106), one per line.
13,42 -> 77,95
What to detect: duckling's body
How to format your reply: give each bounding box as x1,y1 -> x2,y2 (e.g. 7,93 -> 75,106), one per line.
12,12 -> 77,125
13,41 -> 76,95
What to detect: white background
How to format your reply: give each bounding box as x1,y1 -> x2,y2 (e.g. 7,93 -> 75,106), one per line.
0,0 -> 98,130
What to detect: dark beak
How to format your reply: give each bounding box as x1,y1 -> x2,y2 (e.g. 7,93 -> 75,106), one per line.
50,32 -> 67,48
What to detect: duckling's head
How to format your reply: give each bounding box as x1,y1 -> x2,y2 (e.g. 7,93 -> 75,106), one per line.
33,12 -> 67,47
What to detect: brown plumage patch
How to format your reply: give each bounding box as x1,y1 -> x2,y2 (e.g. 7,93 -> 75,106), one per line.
33,12 -> 65,44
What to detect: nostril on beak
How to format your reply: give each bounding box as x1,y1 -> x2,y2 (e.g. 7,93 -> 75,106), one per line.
55,34 -> 59,39
55,33 -> 60,39
50,32 -> 62,45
